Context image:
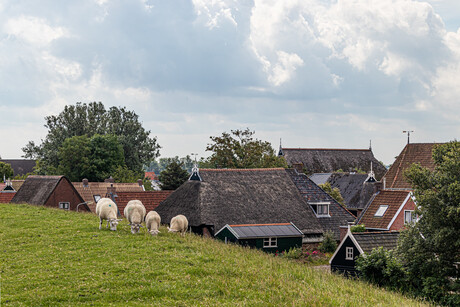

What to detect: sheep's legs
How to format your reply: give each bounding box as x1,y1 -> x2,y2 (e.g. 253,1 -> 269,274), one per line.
99,217 -> 103,230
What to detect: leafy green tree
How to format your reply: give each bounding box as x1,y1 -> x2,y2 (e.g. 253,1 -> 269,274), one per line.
318,231 -> 337,253
202,128 -> 287,169
0,162 -> 14,180
58,134 -> 125,182
319,182 -> 345,206
112,165 -> 153,191
397,141 -> 460,305
158,161 -> 190,190
22,102 -> 160,174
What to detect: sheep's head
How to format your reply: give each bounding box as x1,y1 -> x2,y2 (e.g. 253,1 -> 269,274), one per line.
130,223 -> 142,234
149,229 -> 160,236
109,219 -> 122,231
167,227 -> 178,233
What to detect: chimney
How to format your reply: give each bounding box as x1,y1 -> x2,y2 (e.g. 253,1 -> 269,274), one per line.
292,163 -> 304,173
105,176 -> 115,183
137,179 -> 143,186
373,181 -> 382,194
82,178 -> 89,188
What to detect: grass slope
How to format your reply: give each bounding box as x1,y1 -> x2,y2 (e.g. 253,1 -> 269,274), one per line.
1,203 -> 428,306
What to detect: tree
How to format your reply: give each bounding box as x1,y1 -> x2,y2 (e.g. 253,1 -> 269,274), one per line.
112,165 -> 153,191
57,134 -> 125,182
319,182 -> 345,206
397,141 -> 460,305
318,231 -> 337,253
202,128 -> 287,169
22,102 -> 160,175
0,162 -> 14,180
158,161 -> 190,190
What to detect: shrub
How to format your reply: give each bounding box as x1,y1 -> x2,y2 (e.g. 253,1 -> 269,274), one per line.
319,231 -> 337,253
282,247 -> 303,260
350,224 -> 365,233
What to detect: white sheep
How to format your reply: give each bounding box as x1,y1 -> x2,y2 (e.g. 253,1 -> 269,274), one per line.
168,214 -> 188,235
124,200 -> 146,234
145,211 -> 161,236
95,198 -> 121,231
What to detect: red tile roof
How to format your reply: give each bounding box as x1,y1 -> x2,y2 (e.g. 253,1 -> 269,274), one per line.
357,190 -> 411,230
0,192 -> 16,203
145,172 -> 158,180
383,143 -> 439,190
116,191 -> 174,217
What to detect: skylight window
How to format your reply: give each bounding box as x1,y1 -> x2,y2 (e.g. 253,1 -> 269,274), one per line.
374,205 -> 388,217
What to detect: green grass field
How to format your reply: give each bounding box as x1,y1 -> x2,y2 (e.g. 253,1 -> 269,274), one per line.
0,203 -> 429,306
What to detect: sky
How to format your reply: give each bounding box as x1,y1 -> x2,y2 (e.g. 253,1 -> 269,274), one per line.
0,0 -> 459,165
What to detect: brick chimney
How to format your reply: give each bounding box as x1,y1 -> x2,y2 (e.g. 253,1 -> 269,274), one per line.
373,181 -> 383,194
82,178 -> 89,188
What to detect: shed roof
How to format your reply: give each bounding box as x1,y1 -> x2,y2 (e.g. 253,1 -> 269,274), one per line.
383,143 -> 439,190
357,190 -> 411,230
216,223 -> 303,239
11,176 -> 78,205
280,148 -> 386,179
353,231 -> 400,253
155,168 -> 323,235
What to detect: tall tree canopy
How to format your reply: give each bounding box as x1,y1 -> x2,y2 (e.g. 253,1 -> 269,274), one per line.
158,161 -> 190,190
57,134 -> 125,182
22,102 -> 160,175
201,128 -> 287,169
0,162 -> 14,180
397,141 -> 460,304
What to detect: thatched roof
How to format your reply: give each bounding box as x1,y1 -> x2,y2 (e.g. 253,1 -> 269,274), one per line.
327,173 -> 376,210
155,168 -> 323,235
383,143 -> 439,190
286,169 -> 355,240
280,148 -> 386,179
11,176 -> 72,205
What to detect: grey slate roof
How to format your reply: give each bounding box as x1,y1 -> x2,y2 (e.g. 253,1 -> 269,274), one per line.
0,159 -> 36,176
353,231 -> 399,253
309,173 -> 332,185
328,173 -> 376,210
280,148 -> 386,179
155,168 -> 323,235
218,223 -> 303,239
285,169 -> 355,240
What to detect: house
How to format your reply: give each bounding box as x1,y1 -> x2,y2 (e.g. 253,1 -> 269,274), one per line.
356,190 -> 416,231
155,168 -> 324,241
115,190 -> 173,216
383,143 -> 439,190
11,175 -> 90,212
310,172 -> 378,217
0,159 -> 36,176
279,147 -> 386,179
0,179 -> 17,203
145,171 -> 161,190
330,229 -> 399,276
215,223 -> 303,253
286,168 -> 355,241
72,179 -> 144,212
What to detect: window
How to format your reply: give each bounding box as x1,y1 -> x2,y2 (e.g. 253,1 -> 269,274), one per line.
59,202 -> 70,210
346,247 -> 354,260
374,205 -> 388,217
94,195 -> 101,203
404,210 -> 415,224
310,202 -> 330,217
263,237 -> 277,248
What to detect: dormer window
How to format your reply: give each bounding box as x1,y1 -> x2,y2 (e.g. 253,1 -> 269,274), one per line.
374,205 -> 388,217
310,202 -> 330,217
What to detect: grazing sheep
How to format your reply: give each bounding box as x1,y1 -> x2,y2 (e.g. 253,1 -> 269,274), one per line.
124,200 -> 146,234
96,198 -> 121,231
168,214 -> 188,235
145,211 -> 161,236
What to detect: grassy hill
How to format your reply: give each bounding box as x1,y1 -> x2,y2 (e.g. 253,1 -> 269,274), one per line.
1,203 -> 428,306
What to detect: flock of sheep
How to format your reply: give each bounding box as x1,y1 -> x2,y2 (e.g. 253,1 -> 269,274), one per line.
95,197 -> 188,235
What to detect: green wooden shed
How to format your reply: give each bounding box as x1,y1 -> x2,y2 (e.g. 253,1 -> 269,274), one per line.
215,222 -> 303,253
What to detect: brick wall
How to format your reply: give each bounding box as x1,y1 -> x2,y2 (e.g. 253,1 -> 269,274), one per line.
44,179 -> 88,211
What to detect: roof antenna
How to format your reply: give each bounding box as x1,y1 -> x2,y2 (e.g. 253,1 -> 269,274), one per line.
369,139 -> 372,151
403,130 -> 414,144
278,138 -> 283,156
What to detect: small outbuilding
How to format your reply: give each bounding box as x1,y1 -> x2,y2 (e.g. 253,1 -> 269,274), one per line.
329,229 -> 399,276
215,223 -> 303,253
11,175 -> 90,212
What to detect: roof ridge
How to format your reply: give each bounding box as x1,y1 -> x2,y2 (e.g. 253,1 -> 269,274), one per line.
229,223 -> 292,227
281,148 -> 371,151
200,168 -> 285,172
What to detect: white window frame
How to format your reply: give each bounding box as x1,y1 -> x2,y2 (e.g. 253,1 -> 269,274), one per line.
374,205 -> 388,217
309,202 -> 330,217
404,210 -> 415,224
263,237 -> 277,248
346,247 -> 354,260
59,202 -> 70,210
94,195 -> 101,203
